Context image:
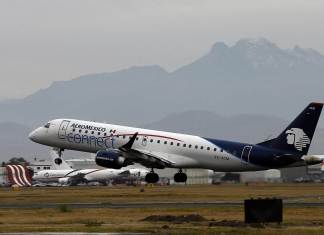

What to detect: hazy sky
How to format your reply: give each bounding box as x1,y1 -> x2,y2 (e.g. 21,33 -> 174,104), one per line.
1,0 -> 324,99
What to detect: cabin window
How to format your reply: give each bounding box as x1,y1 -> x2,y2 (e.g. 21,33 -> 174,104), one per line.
103,132 -> 106,136
200,146 -> 204,150
79,129 -> 82,133
214,148 -> 217,151
123,135 -> 126,139
44,123 -> 50,128
164,141 -> 167,144
85,130 -> 88,134
170,142 -> 173,145
183,144 -> 186,147
72,129 -> 75,132
207,147 -> 210,151
98,132 -> 100,135
189,144 -> 192,148
136,137 -> 139,140
91,131 -> 94,134
195,145 -> 198,149
157,140 -> 160,143
150,139 -> 153,142
177,143 -> 180,146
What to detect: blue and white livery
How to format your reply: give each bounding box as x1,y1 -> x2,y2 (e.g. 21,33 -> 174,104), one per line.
29,103 -> 323,183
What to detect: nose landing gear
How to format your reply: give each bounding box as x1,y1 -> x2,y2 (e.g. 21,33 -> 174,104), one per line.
145,169 -> 159,184
174,169 -> 187,183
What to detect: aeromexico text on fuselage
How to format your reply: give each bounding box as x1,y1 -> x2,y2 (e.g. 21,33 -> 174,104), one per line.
64,123 -> 116,148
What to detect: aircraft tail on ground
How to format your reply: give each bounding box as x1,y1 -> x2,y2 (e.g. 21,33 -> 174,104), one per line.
50,149 -> 72,170
258,102 -> 323,156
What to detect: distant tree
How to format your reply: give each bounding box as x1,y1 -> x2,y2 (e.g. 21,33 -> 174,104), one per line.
1,162 -> 5,167
6,157 -> 29,165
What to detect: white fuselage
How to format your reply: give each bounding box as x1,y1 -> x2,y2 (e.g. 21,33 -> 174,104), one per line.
29,119 -> 266,172
33,168 -> 149,184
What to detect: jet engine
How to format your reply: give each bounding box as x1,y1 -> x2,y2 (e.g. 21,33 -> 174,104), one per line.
58,177 -> 70,185
95,150 -> 131,169
302,155 -> 324,165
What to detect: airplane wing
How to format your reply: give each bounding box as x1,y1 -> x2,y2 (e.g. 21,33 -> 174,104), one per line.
117,133 -> 188,169
67,173 -> 87,186
122,148 -> 176,169
65,169 -> 100,186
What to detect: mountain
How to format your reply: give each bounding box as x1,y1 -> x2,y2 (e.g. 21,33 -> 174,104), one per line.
173,38 -> 324,80
0,38 -> 324,128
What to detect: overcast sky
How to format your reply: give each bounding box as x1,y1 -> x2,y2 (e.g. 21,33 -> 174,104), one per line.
1,0 -> 324,99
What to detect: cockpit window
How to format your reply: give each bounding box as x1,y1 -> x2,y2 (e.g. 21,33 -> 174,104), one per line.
44,123 -> 50,128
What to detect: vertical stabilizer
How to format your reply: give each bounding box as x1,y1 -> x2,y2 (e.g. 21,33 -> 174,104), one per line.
50,149 -> 72,170
258,102 -> 323,155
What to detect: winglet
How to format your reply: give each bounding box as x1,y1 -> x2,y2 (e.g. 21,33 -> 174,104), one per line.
120,132 -> 138,150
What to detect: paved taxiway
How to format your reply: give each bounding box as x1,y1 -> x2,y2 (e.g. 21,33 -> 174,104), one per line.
1,201 -> 324,209
1,233 -> 145,235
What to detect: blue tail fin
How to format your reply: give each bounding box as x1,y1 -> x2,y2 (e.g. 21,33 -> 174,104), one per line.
258,102 -> 323,155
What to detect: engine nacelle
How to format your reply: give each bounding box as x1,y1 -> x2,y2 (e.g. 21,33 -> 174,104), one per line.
58,177 -> 70,185
302,155 -> 324,165
95,150 -> 130,169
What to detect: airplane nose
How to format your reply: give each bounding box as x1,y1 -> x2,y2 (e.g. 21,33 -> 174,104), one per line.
28,130 -> 37,141
29,127 -> 43,143
28,131 -> 34,140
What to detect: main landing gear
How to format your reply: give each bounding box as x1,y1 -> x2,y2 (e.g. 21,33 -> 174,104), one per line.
144,169 -> 188,184
174,169 -> 187,183
145,169 -> 159,184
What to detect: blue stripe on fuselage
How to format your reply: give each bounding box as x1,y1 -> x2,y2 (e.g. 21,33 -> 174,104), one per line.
204,138 -> 302,168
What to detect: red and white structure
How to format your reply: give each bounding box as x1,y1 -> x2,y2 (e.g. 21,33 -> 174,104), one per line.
5,165 -> 32,187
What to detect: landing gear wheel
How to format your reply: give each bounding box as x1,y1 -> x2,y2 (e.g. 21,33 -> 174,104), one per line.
145,172 -> 159,184
174,172 -> 187,183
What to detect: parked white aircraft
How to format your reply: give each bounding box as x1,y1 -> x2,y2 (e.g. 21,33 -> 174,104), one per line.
32,150 -> 149,186
29,103 -> 324,183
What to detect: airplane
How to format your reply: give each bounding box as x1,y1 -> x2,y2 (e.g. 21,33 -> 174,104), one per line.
29,102 -> 323,184
32,149 -> 149,186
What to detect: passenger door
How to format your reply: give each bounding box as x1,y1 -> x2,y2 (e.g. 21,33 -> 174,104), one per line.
58,120 -> 70,139
241,146 -> 252,164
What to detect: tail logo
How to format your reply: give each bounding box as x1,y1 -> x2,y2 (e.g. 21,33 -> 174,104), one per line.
285,128 -> 310,151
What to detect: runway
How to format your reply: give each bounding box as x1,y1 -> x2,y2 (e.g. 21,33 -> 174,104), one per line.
1,201 -> 324,209
0,233 -> 145,235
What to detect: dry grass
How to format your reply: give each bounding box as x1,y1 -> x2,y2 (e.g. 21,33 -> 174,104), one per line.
0,207 -> 324,234
1,183 -> 324,204
0,183 -> 324,234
